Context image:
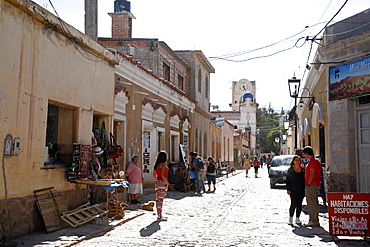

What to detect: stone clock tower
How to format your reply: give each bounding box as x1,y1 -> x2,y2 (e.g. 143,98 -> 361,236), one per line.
232,79 -> 256,111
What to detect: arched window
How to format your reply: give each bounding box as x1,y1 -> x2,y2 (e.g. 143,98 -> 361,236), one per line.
198,69 -> 202,92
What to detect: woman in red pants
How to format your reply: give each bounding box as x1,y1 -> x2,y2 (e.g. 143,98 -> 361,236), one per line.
153,151 -> 169,221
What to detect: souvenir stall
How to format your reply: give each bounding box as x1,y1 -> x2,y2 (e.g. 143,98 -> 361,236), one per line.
66,125 -> 128,220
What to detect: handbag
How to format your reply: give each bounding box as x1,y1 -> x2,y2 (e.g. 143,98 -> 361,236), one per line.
108,132 -> 124,159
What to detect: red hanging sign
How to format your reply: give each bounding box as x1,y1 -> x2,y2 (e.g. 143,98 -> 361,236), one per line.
328,192 -> 370,237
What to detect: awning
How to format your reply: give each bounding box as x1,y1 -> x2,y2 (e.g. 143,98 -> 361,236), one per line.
312,103 -> 325,129
300,124 -> 305,137
304,118 -> 311,135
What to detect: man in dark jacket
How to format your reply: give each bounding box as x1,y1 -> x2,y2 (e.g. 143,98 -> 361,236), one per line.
190,152 -> 205,194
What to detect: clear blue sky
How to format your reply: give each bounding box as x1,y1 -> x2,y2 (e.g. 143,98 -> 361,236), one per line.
34,0 -> 370,112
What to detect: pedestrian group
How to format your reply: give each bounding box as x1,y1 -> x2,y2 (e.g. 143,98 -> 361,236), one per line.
126,146 -> 323,225
286,146 -> 322,227
125,150 -> 222,221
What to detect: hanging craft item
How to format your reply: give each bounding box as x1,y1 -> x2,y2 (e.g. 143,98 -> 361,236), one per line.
100,121 -> 108,151
108,132 -> 124,159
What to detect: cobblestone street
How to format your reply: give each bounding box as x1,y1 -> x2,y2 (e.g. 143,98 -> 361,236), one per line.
8,168 -> 369,247
72,168 -> 367,247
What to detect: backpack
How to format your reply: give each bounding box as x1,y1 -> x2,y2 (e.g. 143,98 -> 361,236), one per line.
207,162 -> 216,173
197,157 -> 205,170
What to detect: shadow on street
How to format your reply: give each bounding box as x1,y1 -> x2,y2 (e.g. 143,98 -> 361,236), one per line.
292,225 -> 333,243
140,220 -> 161,237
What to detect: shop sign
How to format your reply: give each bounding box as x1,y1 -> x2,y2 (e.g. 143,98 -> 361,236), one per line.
329,57 -> 370,101
143,132 -> 150,149
143,151 -> 150,165
179,144 -> 188,168
142,150 -> 150,173
328,192 -> 370,237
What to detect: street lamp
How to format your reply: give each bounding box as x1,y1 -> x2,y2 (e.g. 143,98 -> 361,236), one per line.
288,76 -> 300,98
281,133 -> 287,155
298,87 -> 315,110
288,76 -> 301,151
282,133 -> 287,141
283,115 -> 290,130
275,136 -> 281,155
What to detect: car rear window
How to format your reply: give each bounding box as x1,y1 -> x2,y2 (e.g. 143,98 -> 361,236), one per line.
271,156 -> 293,167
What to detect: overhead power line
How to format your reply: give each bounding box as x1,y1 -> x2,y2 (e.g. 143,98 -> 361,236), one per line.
300,0 -> 349,82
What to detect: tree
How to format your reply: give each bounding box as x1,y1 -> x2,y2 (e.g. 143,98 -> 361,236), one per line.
256,108 -> 280,153
267,126 -> 285,154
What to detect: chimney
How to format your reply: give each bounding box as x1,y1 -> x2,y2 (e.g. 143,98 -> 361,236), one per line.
109,0 -> 135,38
84,0 -> 98,41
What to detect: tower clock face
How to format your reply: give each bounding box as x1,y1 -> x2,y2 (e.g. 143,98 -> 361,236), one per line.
239,82 -> 248,91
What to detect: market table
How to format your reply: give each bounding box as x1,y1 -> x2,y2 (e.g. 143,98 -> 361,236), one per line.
70,179 -> 130,219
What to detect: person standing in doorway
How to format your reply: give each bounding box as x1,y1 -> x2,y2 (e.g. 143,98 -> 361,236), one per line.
286,156 -> 305,225
153,151 -> 169,221
302,146 -> 322,227
126,156 -> 143,204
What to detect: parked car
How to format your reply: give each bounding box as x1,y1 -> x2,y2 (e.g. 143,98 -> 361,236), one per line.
268,155 -> 294,188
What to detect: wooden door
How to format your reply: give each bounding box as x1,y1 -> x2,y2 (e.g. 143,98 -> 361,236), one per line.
358,110 -> 370,192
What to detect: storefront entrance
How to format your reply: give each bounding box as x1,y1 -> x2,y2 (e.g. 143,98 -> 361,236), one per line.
357,105 -> 370,192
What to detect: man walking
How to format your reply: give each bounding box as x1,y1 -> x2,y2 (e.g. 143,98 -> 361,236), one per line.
302,146 -> 322,227
190,152 -> 205,194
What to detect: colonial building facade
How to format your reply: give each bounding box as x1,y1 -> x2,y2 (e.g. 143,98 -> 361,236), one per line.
112,51 -> 195,187
0,0 -> 221,240
0,0 -> 118,239
98,1 -> 215,163
297,8 -> 370,193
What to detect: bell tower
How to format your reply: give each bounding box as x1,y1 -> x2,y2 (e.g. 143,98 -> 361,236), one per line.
231,79 -> 257,148
231,79 -> 256,111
